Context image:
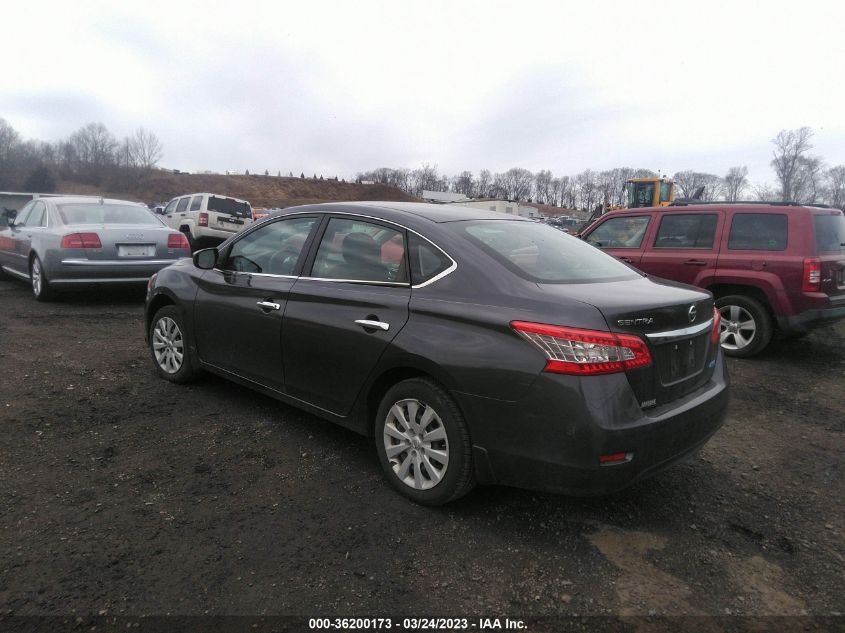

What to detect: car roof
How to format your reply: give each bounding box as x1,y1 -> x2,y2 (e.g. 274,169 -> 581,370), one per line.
171,192 -> 251,203
270,201 -> 531,223
604,203 -> 832,215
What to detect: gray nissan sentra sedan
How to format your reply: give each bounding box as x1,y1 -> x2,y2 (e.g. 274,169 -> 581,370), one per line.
144,202 -> 729,505
0,196 -> 191,300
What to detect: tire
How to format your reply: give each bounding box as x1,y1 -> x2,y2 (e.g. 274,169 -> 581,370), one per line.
30,255 -> 54,302
180,228 -> 194,251
148,305 -> 198,383
716,295 -> 773,358
375,378 -> 475,506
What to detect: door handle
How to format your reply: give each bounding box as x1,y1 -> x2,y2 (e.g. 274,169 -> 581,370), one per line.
355,319 -> 390,331
684,259 -> 707,266
618,256 -> 632,263
256,300 -> 281,310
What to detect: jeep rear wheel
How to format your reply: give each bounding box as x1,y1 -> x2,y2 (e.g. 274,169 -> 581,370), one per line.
716,295 -> 772,358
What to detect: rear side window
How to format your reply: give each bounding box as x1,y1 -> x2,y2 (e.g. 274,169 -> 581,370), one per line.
585,216 -> 650,248
463,220 -> 639,283
728,214 -> 787,251
23,202 -> 47,227
175,197 -> 190,213
654,214 -> 718,248
814,214 -> 845,253
311,217 -> 408,283
190,195 -> 203,211
408,233 -> 452,285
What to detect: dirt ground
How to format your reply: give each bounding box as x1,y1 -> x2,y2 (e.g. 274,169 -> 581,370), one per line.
0,277 -> 843,628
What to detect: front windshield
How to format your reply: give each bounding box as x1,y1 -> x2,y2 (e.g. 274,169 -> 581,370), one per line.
58,203 -> 161,225
461,220 -> 640,283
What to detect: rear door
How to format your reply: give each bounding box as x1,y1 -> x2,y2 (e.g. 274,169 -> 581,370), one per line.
192,215 -> 320,390
639,211 -> 722,286
582,213 -> 652,266
282,216 -> 411,415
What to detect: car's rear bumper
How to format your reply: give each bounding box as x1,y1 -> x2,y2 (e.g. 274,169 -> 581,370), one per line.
457,353 -> 730,495
46,258 -> 184,285
777,295 -> 845,334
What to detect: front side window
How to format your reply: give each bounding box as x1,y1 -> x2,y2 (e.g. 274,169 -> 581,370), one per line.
311,217 -> 408,283
175,197 -> 190,213
13,203 -> 34,227
586,216 -> 650,248
164,199 -> 179,215
223,217 -> 317,275
463,220 -> 639,283
190,195 -> 203,211
728,213 -> 788,251
654,213 -> 718,248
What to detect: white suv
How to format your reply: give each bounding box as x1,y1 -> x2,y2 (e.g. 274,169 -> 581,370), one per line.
161,193 -> 253,248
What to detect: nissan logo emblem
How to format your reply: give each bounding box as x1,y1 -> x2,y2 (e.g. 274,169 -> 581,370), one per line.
688,305 -> 697,323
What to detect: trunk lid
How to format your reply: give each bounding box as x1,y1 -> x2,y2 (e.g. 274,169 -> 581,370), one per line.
64,224 -> 173,260
538,276 -> 717,408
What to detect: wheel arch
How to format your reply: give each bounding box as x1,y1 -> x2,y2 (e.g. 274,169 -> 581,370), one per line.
706,283 -> 774,316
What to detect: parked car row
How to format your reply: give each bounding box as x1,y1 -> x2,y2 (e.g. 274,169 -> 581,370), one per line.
580,202 -> 845,357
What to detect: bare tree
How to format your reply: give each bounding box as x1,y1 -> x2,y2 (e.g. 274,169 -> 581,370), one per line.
771,127 -> 814,202
533,169 -> 553,204
826,165 -> 845,210
724,166 -> 749,201
129,127 -> 163,170
792,156 -> 825,204
497,167 -> 533,200
410,163 -> 440,196
453,171 -> 474,197
476,169 -> 492,198
68,122 -> 118,170
754,183 -> 778,201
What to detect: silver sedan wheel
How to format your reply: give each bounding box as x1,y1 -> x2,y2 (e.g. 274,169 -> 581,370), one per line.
31,258 -> 42,296
719,304 -> 757,351
152,316 -> 184,374
383,399 -> 449,491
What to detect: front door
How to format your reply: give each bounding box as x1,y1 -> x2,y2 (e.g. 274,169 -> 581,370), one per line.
583,214 -> 652,267
193,215 -> 319,390
282,216 -> 411,415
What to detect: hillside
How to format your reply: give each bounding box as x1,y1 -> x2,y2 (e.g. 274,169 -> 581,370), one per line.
55,172 -> 419,208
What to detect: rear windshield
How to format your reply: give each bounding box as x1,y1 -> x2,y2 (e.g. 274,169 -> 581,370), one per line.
461,220 -> 640,283
814,214 -> 845,253
58,204 -> 161,226
208,196 -> 251,218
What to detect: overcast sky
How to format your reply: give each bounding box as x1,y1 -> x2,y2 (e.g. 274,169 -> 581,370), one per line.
3,0 -> 844,186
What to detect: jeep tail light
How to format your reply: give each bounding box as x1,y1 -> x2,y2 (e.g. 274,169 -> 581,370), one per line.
60,233 -> 102,249
802,257 -> 821,292
711,307 -> 721,345
167,233 -> 191,249
511,321 -> 651,375
198,212 -> 209,227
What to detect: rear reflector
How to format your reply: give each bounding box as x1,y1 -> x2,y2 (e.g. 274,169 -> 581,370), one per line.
198,212 -> 209,227
599,452 -> 633,466
167,233 -> 191,249
802,257 -> 821,292
511,321 -> 651,375
711,306 -> 721,345
60,233 -> 102,249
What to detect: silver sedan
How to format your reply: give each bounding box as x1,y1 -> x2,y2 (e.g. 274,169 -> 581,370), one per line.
0,196 -> 192,301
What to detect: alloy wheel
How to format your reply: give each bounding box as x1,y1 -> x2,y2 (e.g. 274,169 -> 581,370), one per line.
31,259 -> 42,297
383,399 -> 449,491
719,304 -> 757,351
152,316 -> 184,374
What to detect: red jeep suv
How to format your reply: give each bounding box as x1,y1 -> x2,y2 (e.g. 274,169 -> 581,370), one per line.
581,203 -> 845,357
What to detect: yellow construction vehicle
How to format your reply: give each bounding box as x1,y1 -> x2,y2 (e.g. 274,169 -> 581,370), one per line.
624,177 -> 675,208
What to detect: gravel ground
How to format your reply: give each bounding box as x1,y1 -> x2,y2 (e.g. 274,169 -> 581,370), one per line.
0,278 -> 843,628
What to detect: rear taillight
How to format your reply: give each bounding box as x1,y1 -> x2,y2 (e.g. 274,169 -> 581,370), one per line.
198,212 -> 209,227
802,257 -> 821,292
711,307 -> 721,345
167,233 -> 191,249
511,321 -> 652,375
60,233 -> 102,249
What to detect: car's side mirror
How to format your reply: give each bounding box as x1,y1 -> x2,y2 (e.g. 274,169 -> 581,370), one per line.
193,247 -> 218,270
3,209 -> 17,226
